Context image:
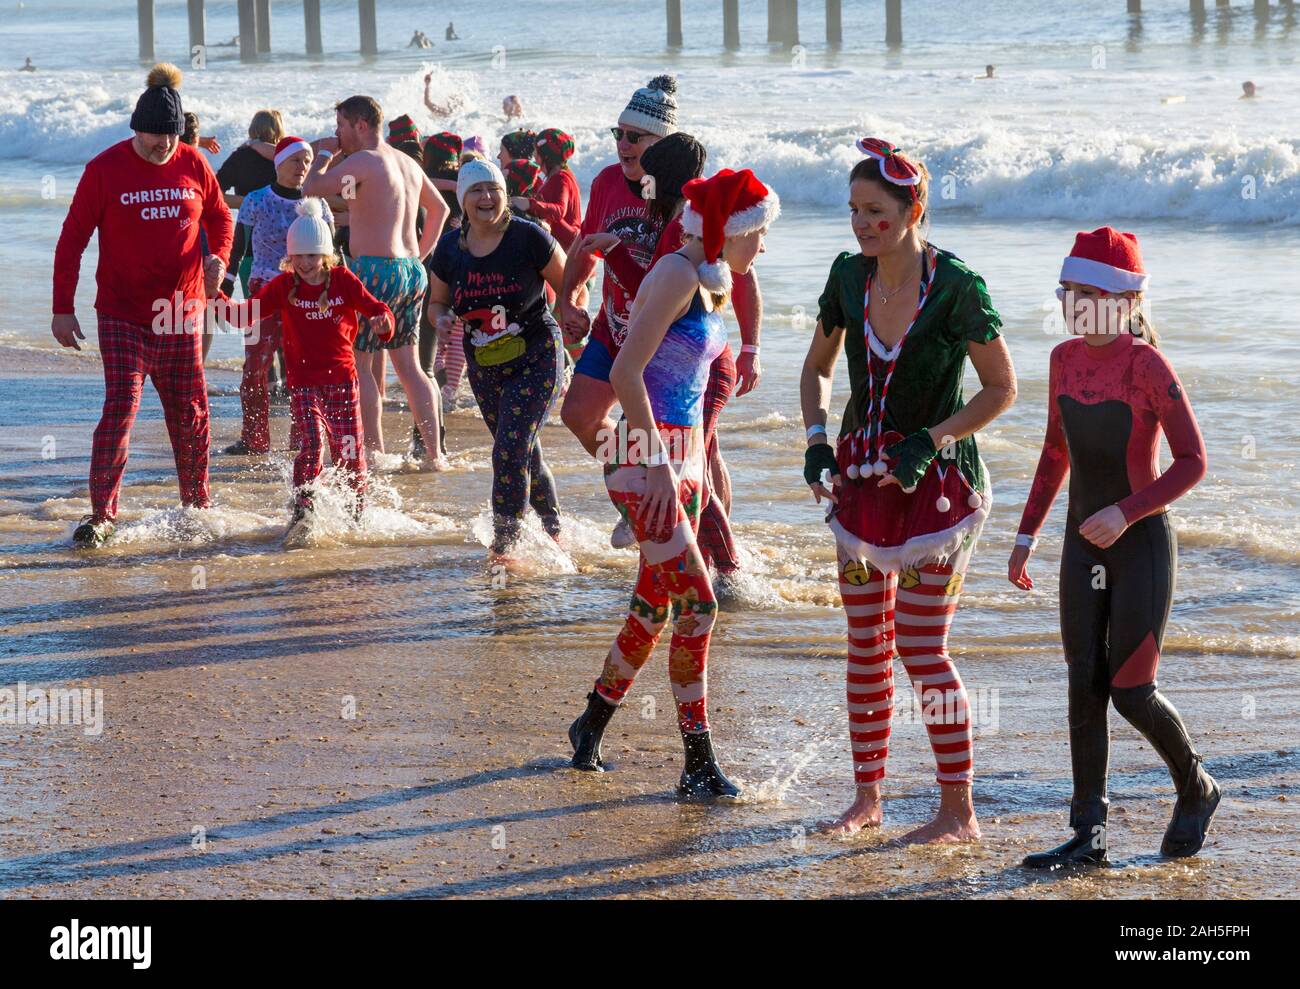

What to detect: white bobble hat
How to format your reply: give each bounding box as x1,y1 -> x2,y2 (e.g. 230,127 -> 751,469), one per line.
286,198 -> 334,256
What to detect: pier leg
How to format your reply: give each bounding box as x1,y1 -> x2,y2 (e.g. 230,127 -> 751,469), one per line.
238,0 -> 257,63
187,0 -> 205,53
304,0 -> 323,55
1128,0 -> 1142,13
886,0 -> 902,47
256,0 -> 271,53
359,0 -> 378,56
1190,0 -> 1206,16
827,0 -> 842,48
1254,0 -> 1270,16
723,0 -> 740,50
667,0 -> 683,48
138,0 -> 155,61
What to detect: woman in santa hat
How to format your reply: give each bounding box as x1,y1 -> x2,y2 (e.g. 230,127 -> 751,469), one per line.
567,167 -> 778,799
1012,228 -> 1219,867
801,139 -> 1016,842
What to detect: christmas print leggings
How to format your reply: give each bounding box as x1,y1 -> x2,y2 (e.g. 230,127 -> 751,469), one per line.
595,425 -> 716,735
464,330 -> 562,553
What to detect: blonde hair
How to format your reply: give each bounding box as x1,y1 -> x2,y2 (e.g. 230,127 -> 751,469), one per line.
679,232 -> 731,312
248,109 -> 284,143
459,150 -> 486,165
280,252 -> 341,315
1128,292 -> 1159,348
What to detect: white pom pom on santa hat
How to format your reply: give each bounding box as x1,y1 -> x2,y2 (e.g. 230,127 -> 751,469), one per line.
680,168 -> 779,292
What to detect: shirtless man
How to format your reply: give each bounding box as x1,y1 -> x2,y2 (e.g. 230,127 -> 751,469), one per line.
304,95 -> 450,465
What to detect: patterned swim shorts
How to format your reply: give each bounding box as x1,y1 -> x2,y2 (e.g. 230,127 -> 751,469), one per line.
351,255 -> 428,352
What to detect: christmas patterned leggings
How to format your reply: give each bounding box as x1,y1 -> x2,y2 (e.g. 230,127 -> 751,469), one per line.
290,379 -> 367,503
464,331 -> 561,553
595,425 -> 717,734
90,315 -> 210,521
696,344 -> 739,574
836,530 -> 980,787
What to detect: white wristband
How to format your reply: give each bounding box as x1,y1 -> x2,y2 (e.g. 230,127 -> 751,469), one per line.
806,424 -> 828,441
316,149 -> 333,161
1015,533 -> 1038,550
741,344 -> 760,355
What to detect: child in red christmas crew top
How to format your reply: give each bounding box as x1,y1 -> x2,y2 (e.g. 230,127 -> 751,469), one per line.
1011,228 -> 1219,867
220,199 -> 394,524
800,139 -> 1016,843
567,167 -> 779,800
51,63 -> 234,548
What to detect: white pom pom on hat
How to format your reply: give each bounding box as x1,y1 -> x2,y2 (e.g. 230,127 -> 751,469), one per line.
286,197 -> 334,256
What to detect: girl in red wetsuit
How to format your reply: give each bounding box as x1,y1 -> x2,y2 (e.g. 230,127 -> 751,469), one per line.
1011,228 -> 1220,866
221,199 -> 394,524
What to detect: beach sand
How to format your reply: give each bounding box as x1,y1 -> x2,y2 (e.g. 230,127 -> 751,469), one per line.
0,344 -> 1296,900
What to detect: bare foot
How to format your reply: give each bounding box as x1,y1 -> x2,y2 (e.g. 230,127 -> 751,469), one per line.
427,455 -> 451,472
897,784 -> 981,845
817,785 -> 883,836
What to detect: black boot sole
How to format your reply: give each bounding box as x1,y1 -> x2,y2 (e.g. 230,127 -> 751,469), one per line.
568,715 -> 605,772
1022,851 -> 1109,870
676,773 -> 742,800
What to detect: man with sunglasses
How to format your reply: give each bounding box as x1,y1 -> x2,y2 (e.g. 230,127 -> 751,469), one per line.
559,76 -> 677,495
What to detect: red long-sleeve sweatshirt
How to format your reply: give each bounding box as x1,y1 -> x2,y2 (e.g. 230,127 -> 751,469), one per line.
1017,333 -> 1207,537
52,139 -> 233,325
527,167 -> 582,252
221,266 -> 393,388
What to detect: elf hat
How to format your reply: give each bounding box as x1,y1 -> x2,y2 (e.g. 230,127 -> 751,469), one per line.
680,168 -> 780,294
286,198 -> 334,256
456,157 -> 506,207
504,158 -> 543,199
387,114 -> 420,146
618,74 -> 678,138
1059,227 -> 1149,294
535,128 -> 575,168
273,136 -> 311,168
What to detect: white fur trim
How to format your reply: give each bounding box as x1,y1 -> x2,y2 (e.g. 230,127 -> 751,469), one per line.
697,260 -> 731,295
680,193 -> 780,242
1059,255 -> 1148,294
274,140 -> 311,169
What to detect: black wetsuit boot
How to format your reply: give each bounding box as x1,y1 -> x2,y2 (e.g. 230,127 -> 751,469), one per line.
678,730 -> 741,799
569,691 -> 617,771
1023,797 -> 1109,869
1161,753 -> 1221,857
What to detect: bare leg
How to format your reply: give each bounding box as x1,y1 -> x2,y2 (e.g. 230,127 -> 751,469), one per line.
389,344 -> 447,470
818,782 -> 884,835
559,373 -> 617,459
897,784 -> 981,845
356,349 -> 384,454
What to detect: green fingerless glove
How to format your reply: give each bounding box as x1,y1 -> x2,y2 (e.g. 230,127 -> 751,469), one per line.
884,429 -> 937,493
803,442 -> 840,487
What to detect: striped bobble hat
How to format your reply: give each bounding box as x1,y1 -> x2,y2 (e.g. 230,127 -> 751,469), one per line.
387,113 -> 420,146
504,158 -> 543,198
535,128 -> 575,168
422,131 -> 462,171
618,74 -> 678,138
501,129 -> 537,160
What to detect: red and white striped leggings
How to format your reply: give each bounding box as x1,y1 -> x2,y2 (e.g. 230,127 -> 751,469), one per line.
837,545 -> 976,787
290,379 -> 366,500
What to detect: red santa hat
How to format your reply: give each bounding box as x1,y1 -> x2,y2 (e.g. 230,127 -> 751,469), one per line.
679,168 -> 780,295
274,136 -> 312,168
1059,227 -> 1149,294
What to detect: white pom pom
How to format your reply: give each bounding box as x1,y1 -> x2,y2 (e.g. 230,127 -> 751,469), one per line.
697,260 -> 732,296
296,197 -> 325,220
846,463 -> 860,480
967,492 -> 983,509
872,460 -> 887,476
935,495 -> 951,513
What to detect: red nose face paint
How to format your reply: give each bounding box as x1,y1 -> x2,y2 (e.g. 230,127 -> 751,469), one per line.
877,220 -> 892,232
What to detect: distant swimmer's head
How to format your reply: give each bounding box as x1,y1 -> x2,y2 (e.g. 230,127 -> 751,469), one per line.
1241,80 -> 1257,98
334,95 -> 383,153
535,129 -> 575,173
681,167 -> 780,304
615,74 -> 677,181
502,95 -> 524,120
848,137 -> 930,257
638,131 -> 707,228
273,136 -> 314,188
130,62 -> 185,164
1057,227 -> 1157,346
985,64 -> 995,78
456,158 -> 508,231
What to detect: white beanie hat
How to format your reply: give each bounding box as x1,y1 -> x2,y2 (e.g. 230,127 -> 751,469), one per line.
286,198 -> 334,256
456,158 -> 506,208
618,74 -> 678,138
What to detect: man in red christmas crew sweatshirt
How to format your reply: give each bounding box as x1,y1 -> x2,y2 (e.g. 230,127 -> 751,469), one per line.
51,63 -> 233,547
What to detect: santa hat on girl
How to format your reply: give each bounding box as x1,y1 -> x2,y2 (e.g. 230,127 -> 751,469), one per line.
1059,227 -> 1149,293
679,168 -> 779,295
273,136 -> 311,168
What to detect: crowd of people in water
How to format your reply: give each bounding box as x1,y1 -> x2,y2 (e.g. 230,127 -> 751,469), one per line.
47,62 -> 1222,862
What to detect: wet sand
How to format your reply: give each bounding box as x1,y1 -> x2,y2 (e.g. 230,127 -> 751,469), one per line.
1,344 -> 1296,899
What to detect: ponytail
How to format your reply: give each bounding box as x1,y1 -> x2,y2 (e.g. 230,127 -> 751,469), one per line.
1128,293 -> 1159,348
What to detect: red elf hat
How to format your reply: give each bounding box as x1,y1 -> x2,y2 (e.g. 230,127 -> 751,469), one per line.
680,168 -> 779,294
1059,226 -> 1149,293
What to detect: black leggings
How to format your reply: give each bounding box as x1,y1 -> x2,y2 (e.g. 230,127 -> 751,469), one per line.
1059,512 -> 1198,821
466,331 -> 562,552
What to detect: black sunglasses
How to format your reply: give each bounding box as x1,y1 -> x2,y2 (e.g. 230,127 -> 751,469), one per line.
609,127 -> 653,145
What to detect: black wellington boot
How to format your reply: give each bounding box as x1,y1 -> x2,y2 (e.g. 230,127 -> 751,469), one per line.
1161,754 -> 1221,858
1023,797 -> 1109,869
569,691 -> 617,771
677,731 -> 741,799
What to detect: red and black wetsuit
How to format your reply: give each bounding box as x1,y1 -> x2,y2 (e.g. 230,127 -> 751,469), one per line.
1018,330 -> 1207,827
